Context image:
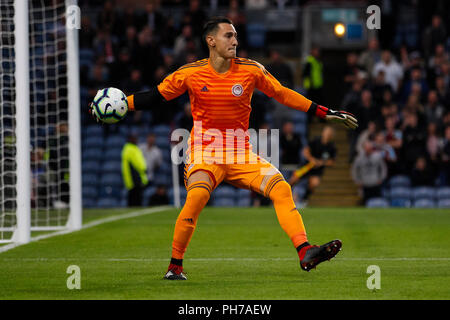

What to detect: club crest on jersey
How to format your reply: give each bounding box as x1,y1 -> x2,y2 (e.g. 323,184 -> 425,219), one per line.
231,84 -> 243,97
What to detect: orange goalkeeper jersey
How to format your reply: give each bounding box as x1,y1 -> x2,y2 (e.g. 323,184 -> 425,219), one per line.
157,57 -> 312,163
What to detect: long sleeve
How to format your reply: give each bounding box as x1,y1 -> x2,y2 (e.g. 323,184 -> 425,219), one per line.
254,63 -> 313,112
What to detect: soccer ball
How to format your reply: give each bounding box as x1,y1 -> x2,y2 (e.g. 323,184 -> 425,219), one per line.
91,87 -> 128,124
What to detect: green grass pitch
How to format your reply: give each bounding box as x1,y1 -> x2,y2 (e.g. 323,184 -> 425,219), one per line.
0,207 -> 449,300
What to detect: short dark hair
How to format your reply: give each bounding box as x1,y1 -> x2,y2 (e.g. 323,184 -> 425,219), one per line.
202,16 -> 233,44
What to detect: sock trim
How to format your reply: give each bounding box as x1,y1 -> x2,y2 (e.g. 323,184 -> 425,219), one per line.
296,241 -> 311,252
170,258 -> 183,266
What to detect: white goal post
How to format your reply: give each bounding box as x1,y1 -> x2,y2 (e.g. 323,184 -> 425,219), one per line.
0,0 -> 82,244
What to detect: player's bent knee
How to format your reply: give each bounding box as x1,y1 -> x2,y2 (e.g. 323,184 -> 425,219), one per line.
186,188 -> 211,203
186,184 -> 211,204
268,180 -> 292,201
187,170 -> 213,188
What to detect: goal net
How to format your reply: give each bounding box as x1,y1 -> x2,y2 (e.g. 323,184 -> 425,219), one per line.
0,0 -> 81,244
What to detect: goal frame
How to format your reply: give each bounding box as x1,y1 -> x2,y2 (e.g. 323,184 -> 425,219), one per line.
1,0 -> 82,244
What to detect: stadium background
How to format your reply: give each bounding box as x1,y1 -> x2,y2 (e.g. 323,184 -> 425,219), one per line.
0,0 -> 449,302
75,0 -> 450,209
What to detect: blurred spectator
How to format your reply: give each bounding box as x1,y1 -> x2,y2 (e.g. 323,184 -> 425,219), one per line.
343,52 -> 362,91
426,121 -> 443,165
249,91 -> 271,130
160,16 -> 178,50
117,6 -> 139,32
354,90 -> 378,132
226,0 -> 247,50
401,50 -> 424,84
381,87 -> 396,108
373,131 -> 398,177
380,102 -> 399,127
428,44 -> 449,71
109,48 -> 133,88
422,14 -> 447,60
372,50 -> 404,93
134,26 -> 162,84
120,26 -> 139,61
351,140 -> 387,205
370,70 -> 392,106
97,0 -> 118,35
183,0 -> 207,39
86,63 -> 108,102
139,2 -> 166,36
439,61 -> 450,90
149,184 -> 170,206
341,78 -> 364,116
266,49 -> 294,89
383,116 -> 403,156
178,102 -> 194,132
280,121 -> 302,165
358,37 -> 381,75
122,69 -> 145,97
355,121 -> 377,157
403,94 -> 427,131
411,156 -> 436,186
162,53 -> 178,74
298,126 -> 336,202
401,112 -> 427,171
302,46 -> 323,103
93,28 -> 119,64
173,24 -> 201,64
424,90 -> 445,125
401,67 -> 428,104
122,134 -> 148,207
444,111 -> 450,127
399,45 -> 412,71
441,126 -> 450,185
435,75 -> 450,107
139,133 -> 163,184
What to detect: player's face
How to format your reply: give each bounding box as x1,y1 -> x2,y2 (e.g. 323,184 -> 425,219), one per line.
212,23 -> 238,59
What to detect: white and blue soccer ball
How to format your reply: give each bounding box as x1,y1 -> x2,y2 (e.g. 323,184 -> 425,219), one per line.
92,87 -> 128,124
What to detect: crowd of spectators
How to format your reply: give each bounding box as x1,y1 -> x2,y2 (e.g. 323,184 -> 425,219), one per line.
343,13 -> 450,194
79,0 -> 307,130
79,1 -> 450,206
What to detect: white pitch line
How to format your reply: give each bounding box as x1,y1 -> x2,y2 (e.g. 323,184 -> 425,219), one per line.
1,257 -> 449,262
0,206 -> 172,254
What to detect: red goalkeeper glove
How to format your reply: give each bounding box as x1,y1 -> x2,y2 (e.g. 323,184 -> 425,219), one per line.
309,103 -> 358,130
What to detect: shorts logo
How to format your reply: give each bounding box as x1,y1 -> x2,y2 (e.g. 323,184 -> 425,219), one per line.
231,84 -> 243,97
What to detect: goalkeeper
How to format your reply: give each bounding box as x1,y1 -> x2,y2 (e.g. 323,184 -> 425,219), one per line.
90,17 -> 358,280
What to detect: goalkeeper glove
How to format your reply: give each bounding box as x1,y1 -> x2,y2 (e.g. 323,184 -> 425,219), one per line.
88,102 -> 100,123
309,103 -> 358,130
324,109 -> 358,130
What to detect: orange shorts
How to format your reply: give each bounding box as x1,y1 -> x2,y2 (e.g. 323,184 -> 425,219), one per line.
183,152 -> 283,197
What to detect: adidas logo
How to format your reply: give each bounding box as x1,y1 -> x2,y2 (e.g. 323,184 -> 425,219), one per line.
200,86 -> 209,92
183,218 -> 194,223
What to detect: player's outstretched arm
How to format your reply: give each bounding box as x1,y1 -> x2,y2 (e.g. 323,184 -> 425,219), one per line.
254,62 -> 358,130
88,86 -> 166,121
125,87 -> 167,111
307,102 -> 358,130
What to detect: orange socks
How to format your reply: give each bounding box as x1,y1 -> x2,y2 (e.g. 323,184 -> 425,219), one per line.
171,176 -> 307,261
171,181 -> 211,260
268,177 -> 308,248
